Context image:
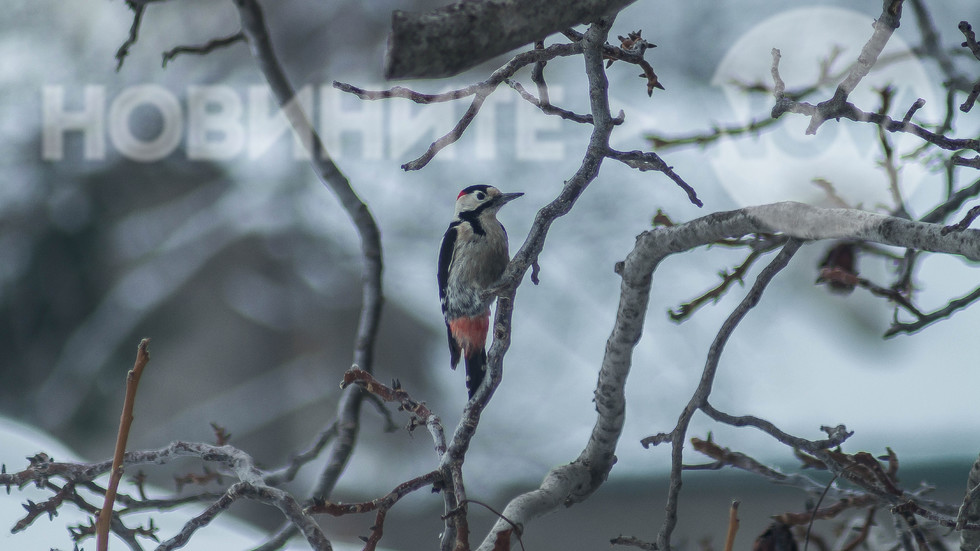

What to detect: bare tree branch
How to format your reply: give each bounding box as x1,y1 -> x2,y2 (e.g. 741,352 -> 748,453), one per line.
773,0 -> 906,134
161,32 -> 245,67
505,79 -> 598,124
959,21 -> 980,61
97,339 -> 152,551
340,369 -> 448,459
263,421 -> 340,487
668,246 -> 773,322
384,0 -> 636,79
562,27 -> 665,95
157,482 -> 330,551
231,3 -> 385,547
908,0 -> 971,90
115,0 -> 146,71
2,441 -> 334,549
920,177 -> 980,224
337,41 -> 583,171
656,239 -> 803,549
885,284 -> 980,337
307,470 -> 442,551
605,148 -> 703,206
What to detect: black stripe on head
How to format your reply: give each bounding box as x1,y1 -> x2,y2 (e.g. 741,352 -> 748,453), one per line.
459,184 -> 493,198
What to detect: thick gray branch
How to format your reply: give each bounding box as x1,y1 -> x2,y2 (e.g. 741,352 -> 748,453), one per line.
735,202 -> 980,258
233,2 -> 384,548
477,201 -> 979,550
384,0 -> 635,79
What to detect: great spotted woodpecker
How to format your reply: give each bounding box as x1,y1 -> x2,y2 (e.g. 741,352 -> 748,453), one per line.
438,185 -> 523,398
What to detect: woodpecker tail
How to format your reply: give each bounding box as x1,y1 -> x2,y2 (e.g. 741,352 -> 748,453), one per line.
464,348 -> 487,398
447,312 -> 490,398
446,324 -> 461,369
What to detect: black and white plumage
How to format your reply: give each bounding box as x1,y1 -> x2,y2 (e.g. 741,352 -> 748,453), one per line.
438,184 -> 523,398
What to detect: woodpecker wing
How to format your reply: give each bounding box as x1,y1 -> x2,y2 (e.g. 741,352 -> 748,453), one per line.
438,222 -> 462,369
438,222 -> 459,310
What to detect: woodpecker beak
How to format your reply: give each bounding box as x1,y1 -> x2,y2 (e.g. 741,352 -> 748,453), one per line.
496,192 -> 524,205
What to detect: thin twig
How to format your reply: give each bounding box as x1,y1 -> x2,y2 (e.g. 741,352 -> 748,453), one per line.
340,369 -> 447,458
875,86 -> 908,215
840,508 -> 877,551
826,274 -> 927,320
919,177 -> 980,224
668,248 -> 767,322
403,93 -> 486,171
771,48 -> 785,98
792,0 -> 904,134
562,27 -> 665,95
115,0 -> 146,71
812,178 -> 852,209
263,420 -> 340,486
162,32 -> 245,67
505,79 -> 597,124
333,81 -> 483,103
335,41 -> 583,171
309,470 -> 442,551
908,0 -> 969,90
97,339 -> 151,551
157,482 -> 330,551
775,496 -> 876,526
903,98 -> 926,123
961,80 -> 980,113
458,499 -> 526,551
804,472 -> 842,551
605,148 -> 703,206
960,21 -> 980,61
652,40 -> 925,152
885,284 -> 980,337
531,40 -> 549,104
694,405 -> 852,453
647,115 -> 781,151
941,204 -> 980,235
723,501 -> 740,551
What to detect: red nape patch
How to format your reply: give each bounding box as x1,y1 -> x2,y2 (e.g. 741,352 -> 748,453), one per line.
457,189 -> 468,200
449,315 -> 490,357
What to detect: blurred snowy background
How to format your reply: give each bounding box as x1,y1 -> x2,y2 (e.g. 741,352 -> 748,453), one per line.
2,0 -> 979,549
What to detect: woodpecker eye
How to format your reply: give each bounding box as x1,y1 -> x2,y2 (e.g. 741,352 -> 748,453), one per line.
475,191 -> 486,201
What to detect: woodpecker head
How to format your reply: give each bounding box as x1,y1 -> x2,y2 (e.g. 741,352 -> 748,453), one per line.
453,185 -> 523,217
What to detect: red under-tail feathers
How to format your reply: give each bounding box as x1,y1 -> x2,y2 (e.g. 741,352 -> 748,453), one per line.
448,312 -> 490,398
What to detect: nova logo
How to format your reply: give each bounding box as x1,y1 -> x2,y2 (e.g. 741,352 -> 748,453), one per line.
708,7 -> 939,213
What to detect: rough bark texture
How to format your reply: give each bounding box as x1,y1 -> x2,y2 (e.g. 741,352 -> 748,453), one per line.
960,454 -> 980,551
384,0 -> 636,79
